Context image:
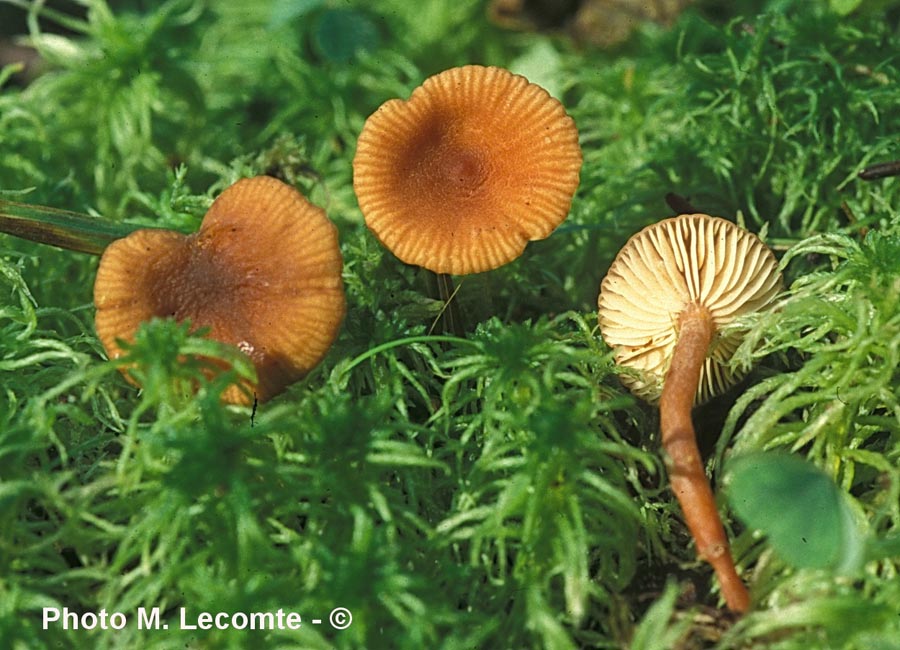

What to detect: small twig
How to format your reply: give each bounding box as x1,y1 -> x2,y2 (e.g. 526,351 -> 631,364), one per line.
665,192 -> 700,215
858,160 -> 900,181
840,201 -> 868,238
851,64 -> 890,85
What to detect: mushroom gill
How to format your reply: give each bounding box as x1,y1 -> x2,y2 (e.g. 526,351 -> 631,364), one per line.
597,213 -> 782,613
598,214 -> 782,404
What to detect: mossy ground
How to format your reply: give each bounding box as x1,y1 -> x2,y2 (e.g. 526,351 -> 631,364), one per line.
1,1 -> 899,648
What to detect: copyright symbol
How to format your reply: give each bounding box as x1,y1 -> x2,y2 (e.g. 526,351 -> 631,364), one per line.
329,607 -> 352,630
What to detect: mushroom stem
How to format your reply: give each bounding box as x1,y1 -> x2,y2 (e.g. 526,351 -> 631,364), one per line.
660,302 -> 750,613
436,273 -> 465,336
0,199 -> 144,255
424,271 -> 465,336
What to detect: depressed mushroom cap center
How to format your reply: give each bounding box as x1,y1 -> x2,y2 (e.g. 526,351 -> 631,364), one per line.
396,109 -> 494,209
427,144 -> 489,198
143,233 -> 263,361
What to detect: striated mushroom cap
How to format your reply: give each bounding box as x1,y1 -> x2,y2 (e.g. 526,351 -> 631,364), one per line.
597,214 -> 782,404
94,176 -> 346,404
353,64 -> 582,275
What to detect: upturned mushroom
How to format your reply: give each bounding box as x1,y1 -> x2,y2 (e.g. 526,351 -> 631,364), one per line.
352,64 -> 582,276
597,213 -> 782,613
93,176 -> 345,405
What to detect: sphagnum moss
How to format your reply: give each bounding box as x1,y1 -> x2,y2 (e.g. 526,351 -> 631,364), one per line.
2,1 -> 900,648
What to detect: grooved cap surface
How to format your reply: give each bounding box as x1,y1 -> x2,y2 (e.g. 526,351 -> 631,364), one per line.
353,65 -> 582,275
597,214 -> 782,404
94,176 -> 346,404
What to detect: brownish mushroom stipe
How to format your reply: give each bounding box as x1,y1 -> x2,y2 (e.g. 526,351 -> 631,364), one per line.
659,303 -> 749,613
94,176 -> 345,405
353,64 -> 582,275
598,214 -> 783,613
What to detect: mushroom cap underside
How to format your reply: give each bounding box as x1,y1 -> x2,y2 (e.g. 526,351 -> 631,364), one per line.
353,64 -> 582,275
597,213 -> 782,404
94,176 -> 345,404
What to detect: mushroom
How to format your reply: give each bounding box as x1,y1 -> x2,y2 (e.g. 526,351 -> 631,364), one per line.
597,213 -> 782,613
352,64 -> 582,276
93,176 -> 345,405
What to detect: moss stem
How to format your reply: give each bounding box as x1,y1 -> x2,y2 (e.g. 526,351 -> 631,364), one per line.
659,302 -> 750,613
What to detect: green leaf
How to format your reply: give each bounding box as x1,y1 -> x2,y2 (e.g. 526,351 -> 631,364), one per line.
726,453 -> 865,573
268,0 -> 327,27
0,198 -> 143,255
312,8 -> 381,64
510,40 -> 564,100
829,0 -> 864,15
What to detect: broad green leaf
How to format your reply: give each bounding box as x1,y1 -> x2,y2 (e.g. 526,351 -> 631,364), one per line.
510,40 -> 563,100
830,0 -> 864,15
268,0 -> 327,27
313,9 -> 381,64
726,453 -> 865,574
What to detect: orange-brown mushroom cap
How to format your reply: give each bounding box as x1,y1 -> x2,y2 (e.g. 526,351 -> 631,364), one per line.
93,176 -> 345,404
597,214 -> 782,404
352,64 -> 582,275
